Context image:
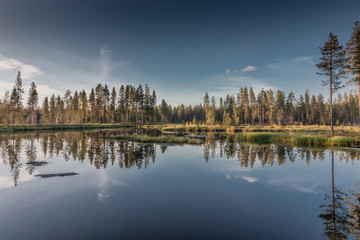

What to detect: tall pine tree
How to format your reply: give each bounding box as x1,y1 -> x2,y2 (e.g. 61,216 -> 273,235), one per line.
316,33 -> 347,136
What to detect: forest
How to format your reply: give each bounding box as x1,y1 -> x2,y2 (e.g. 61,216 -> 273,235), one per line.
0,71 -> 358,127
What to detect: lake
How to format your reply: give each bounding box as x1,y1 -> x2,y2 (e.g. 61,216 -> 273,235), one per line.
0,130 -> 359,239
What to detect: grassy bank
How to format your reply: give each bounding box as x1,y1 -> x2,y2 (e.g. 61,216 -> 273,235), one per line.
112,134 -> 204,144
236,132 -> 360,147
157,124 -> 360,136
0,124 -> 137,133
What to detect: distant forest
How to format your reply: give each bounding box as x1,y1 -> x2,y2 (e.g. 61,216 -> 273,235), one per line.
0,70 -> 359,126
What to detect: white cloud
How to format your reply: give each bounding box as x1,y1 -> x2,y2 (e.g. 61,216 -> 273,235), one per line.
240,65 -> 257,72
237,175 -> 259,183
226,66 -> 257,74
0,54 -> 42,79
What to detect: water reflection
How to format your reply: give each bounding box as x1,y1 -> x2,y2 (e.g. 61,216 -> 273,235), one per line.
347,182 -> 360,238
204,136 -> 360,168
2,131 -> 360,239
318,152 -> 352,239
1,131 -> 360,189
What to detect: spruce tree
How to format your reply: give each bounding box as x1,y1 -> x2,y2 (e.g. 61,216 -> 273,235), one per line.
41,97 -> 49,123
14,71 -> 24,109
27,82 -> 38,124
316,33 -> 347,136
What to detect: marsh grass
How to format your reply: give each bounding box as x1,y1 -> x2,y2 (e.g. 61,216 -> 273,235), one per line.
157,124 -> 360,136
112,134 -> 204,144
236,132 -> 360,147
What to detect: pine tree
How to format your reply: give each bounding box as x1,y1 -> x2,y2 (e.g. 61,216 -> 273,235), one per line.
207,96 -> 216,125
160,99 -> 168,123
304,89 -> 310,124
136,84 -> 144,123
346,21 -> 360,125
117,85 -> 125,123
316,94 -> 325,125
203,92 -> 210,124
49,94 -> 56,123
316,33 -> 347,136
275,90 -> 285,125
110,87 -> 117,123
41,97 -> 49,123
151,90 -> 157,123
267,90 -> 275,125
242,87 -> 249,125
80,90 -> 88,123
285,91 -> 295,124
27,82 -> 38,124
257,90 -> 267,125
249,87 -> 256,124
9,87 -> 17,124
14,71 -> 24,109
89,89 -> 96,123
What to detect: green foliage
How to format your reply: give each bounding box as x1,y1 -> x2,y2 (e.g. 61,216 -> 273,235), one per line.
317,33 -> 347,89
346,21 -> 360,84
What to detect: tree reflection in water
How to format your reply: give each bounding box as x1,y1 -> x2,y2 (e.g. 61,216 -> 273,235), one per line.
318,151 -> 358,240
346,181 -> 360,238
1,131 -> 360,190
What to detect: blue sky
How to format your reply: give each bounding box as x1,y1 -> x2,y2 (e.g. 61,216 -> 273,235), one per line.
0,0 -> 359,105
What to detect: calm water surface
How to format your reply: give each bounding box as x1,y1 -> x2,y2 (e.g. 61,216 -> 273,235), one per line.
1,130 -> 360,240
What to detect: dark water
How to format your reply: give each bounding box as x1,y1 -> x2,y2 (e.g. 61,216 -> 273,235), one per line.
1,130 -> 360,240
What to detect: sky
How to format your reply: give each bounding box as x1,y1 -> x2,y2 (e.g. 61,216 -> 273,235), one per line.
0,0 -> 359,106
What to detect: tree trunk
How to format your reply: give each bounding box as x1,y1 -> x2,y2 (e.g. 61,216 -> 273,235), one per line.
330,72 -> 334,136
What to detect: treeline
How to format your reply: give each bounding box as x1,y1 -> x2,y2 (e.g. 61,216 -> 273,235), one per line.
199,88 -> 358,126
0,71 -> 359,126
0,72 -> 158,124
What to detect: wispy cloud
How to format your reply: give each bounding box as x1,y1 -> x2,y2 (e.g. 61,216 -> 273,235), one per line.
225,65 -> 257,74
97,171 -> 129,202
98,46 -> 130,83
0,54 -> 42,79
100,47 -> 113,57
267,56 -> 315,72
268,177 -> 322,194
